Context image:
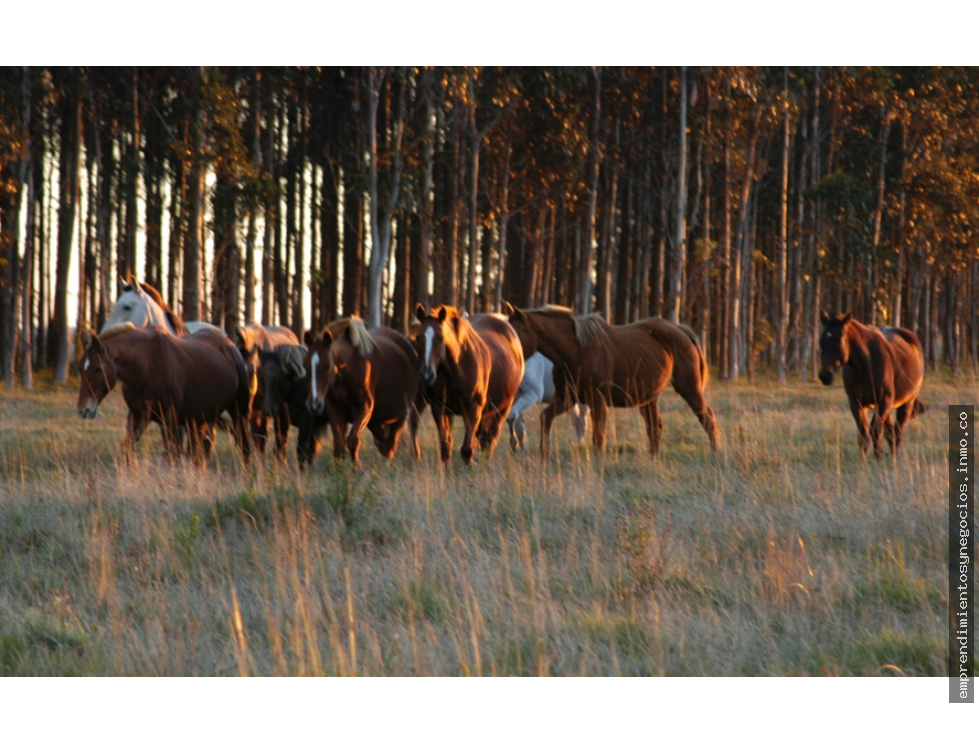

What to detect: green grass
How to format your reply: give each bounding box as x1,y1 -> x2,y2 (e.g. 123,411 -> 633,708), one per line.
0,367 -> 975,675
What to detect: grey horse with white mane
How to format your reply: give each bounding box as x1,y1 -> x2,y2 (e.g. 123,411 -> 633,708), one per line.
102,277 -> 226,337
507,352 -> 588,452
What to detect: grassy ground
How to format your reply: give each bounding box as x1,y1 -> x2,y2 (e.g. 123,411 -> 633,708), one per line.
0,368 -> 975,676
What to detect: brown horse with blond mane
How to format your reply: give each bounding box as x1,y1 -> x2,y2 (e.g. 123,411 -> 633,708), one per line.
77,323 -> 253,465
304,317 -> 422,464
505,304 -> 719,459
818,310 -> 925,458
412,304 -> 524,464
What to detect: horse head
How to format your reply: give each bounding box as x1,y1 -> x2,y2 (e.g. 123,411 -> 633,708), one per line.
258,345 -> 306,417
818,310 -> 853,386
103,274 -> 173,334
76,329 -> 118,419
304,330 -> 337,415
412,303 -> 458,388
504,301 -> 539,358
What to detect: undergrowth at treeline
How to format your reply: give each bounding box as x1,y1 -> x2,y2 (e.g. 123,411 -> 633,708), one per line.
0,369 -> 975,676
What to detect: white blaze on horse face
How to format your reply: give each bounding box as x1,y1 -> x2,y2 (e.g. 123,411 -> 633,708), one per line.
310,352 -> 320,401
424,326 -> 436,371
84,358 -> 90,371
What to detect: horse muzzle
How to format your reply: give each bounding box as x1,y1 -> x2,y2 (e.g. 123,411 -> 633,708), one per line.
420,368 -> 437,387
817,371 -> 834,386
307,398 -> 325,415
78,402 -> 99,419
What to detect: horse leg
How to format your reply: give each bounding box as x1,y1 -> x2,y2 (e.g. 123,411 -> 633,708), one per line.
480,408 -> 506,460
460,403 -> 483,466
512,413 -> 527,453
848,398 -> 872,459
671,374 -> 719,452
346,395 -> 374,466
273,410 -> 289,463
540,395 -> 575,459
588,394 -> 609,455
891,401 -> 914,456
639,398 -> 663,459
431,401 -> 453,463
870,398 -> 893,459
408,404 -> 422,461
123,410 -> 150,465
571,404 -> 588,445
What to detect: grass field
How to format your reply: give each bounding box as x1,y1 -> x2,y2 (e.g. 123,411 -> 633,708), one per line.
0,367 -> 975,677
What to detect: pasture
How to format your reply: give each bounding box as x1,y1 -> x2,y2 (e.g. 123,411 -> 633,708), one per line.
0,369 -> 972,676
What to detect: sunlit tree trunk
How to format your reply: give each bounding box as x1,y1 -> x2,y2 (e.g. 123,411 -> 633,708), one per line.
578,67 -> 601,314
53,72 -> 81,383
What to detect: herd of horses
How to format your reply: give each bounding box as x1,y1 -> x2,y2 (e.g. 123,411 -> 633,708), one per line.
74,278 -> 927,469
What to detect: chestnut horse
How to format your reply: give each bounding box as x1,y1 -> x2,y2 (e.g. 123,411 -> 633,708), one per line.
818,311 -> 925,458
77,323 -> 252,465
304,318 -> 422,465
412,305 -> 524,464
505,304 -> 719,459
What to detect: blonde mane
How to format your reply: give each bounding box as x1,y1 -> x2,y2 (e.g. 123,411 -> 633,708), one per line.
98,322 -> 138,340
532,305 -> 608,347
327,317 -> 375,356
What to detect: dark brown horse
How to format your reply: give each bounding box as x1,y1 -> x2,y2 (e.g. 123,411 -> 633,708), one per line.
412,305 -> 524,464
304,318 -> 422,464
505,304 -> 719,459
76,323 -> 252,465
233,321 -> 300,452
818,311 -> 925,458
256,344 -> 314,462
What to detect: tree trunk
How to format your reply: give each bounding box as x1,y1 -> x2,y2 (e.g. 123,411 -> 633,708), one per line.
669,65 -> 688,324
53,76 -> 81,383
776,68 -> 790,384
578,67 -> 602,314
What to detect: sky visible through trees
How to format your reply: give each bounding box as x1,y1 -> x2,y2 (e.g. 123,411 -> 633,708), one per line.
1,66 -> 978,388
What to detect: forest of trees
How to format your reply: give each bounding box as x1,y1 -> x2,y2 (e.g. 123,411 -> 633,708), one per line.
1,66 -> 978,390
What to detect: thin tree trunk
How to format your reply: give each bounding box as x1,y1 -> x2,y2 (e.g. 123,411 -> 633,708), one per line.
669,65 -> 688,324
578,67 -> 602,314
776,68 -> 790,384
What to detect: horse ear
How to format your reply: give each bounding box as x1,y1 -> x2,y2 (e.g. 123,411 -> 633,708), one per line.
842,311 -> 853,325
415,303 -> 427,322
503,301 -> 515,317
303,330 -> 314,347
437,306 -> 447,323
321,329 -> 333,348
79,329 -> 92,348
819,310 -> 830,325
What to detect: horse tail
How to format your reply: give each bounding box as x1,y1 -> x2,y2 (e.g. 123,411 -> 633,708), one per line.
913,399 -> 926,417
644,320 -> 709,393
677,323 -> 709,391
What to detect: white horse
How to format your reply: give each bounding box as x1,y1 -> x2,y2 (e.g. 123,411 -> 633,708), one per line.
507,352 -> 588,452
102,278 -> 226,337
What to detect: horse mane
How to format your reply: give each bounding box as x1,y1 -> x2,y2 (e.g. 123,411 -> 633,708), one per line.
424,305 -> 476,349
98,322 -> 138,340
326,317 -> 375,356
530,305 -> 608,347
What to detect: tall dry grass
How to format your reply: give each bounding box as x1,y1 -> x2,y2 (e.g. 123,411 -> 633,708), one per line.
0,368 -> 974,676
